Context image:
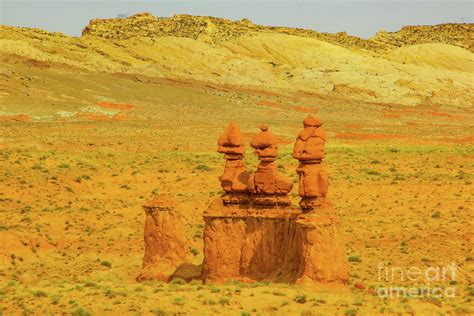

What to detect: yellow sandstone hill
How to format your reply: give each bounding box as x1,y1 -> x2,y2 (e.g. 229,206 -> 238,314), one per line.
0,12 -> 473,110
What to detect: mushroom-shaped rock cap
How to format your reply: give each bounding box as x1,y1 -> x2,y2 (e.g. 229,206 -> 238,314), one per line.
251,124 -> 277,149
303,115 -> 323,128
218,123 -> 244,147
144,195 -> 177,211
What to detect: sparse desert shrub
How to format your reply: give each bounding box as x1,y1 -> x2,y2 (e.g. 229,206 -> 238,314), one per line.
101,260 -> 112,268
344,308 -> 358,315
210,285 -> 220,293
33,290 -> 48,297
218,296 -> 230,306
348,255 -> 361,263
190,247 -> 199,256
195,164 -> 213,171
51,295 -> 60,305
172,296 -> 184,306
431,211 -> 441,218
202,298 -> 217,305
190,279 -> 202,286
170,277 -> 186,285
363,169 -> 381,176
151,308 -> 167,316
293,294 -> 307,304
272,290 -> 285,296
84,281 -> 96,288
58,163 -> 71,168
72,307 -> 91,316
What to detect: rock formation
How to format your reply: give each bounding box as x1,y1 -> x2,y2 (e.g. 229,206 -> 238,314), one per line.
217,123 -> 250,204
201,120 -> 348,284
201,199 -> 302,283
247,124 -> 293,206
138,196 -> 188,282
82,13 -> 473,52
140,120 -> 348,285
293,115 -> 329,211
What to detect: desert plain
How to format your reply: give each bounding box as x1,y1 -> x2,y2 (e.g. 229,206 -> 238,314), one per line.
0,13 -> 473,315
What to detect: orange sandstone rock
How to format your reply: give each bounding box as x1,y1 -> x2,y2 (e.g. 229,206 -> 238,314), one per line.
295,209 -> 349,284
200,119 -> 348,284
201,199 -> 349,284
293,115 -> 329,211
202,199 -> 303,283
217,123 -> 250,204
138,196 -> 188,282
248,124 -> 293,206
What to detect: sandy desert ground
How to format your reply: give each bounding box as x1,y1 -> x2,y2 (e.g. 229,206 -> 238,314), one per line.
0,13 -> 473,315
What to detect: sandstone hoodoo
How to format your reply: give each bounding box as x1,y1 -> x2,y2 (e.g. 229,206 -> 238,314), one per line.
201,118 -> 348,284
247,124 -> 293,206
138,196 -> 188,282
293,115 -> 329,211
217,123 -> 250,205
140,118 -> 348,284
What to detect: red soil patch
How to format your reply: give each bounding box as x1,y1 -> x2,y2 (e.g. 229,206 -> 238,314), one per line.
293,106 -> 318,113
161,78 -> 193,88
335,133 -> 404,140
382,109 -> 464,121
256,101 -> 317,113
446,135 -> 474,144
0,114 -> 32,122
257,100 -> 286,110
96,101 -> 135,110
423,111 -> 464,120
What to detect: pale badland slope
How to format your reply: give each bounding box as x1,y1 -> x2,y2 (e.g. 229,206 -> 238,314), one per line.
1,13 -> 473,108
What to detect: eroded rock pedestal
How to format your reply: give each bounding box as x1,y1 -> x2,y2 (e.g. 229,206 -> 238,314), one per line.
202,199 -> 348,284
295,207 -> 349,284
138,196 -> 188,282
202,199 -> 302,283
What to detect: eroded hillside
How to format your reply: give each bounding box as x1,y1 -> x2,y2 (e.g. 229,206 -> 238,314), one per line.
1,13 -> 473,110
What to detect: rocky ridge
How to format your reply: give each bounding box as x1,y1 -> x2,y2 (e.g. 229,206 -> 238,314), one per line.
82,12 -> 474,52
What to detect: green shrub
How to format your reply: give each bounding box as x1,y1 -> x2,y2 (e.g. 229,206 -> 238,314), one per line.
33,290 -> 48,297
195,164 -> 213,171
71,307 -> 91,316
101,260 -> 112,268
348,256 -> 361,263
170,277 -> 186,285
151,308 -> 167,316
293,294 -> 307,304
172,296 -> 184,306
218,296 -> 230,306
